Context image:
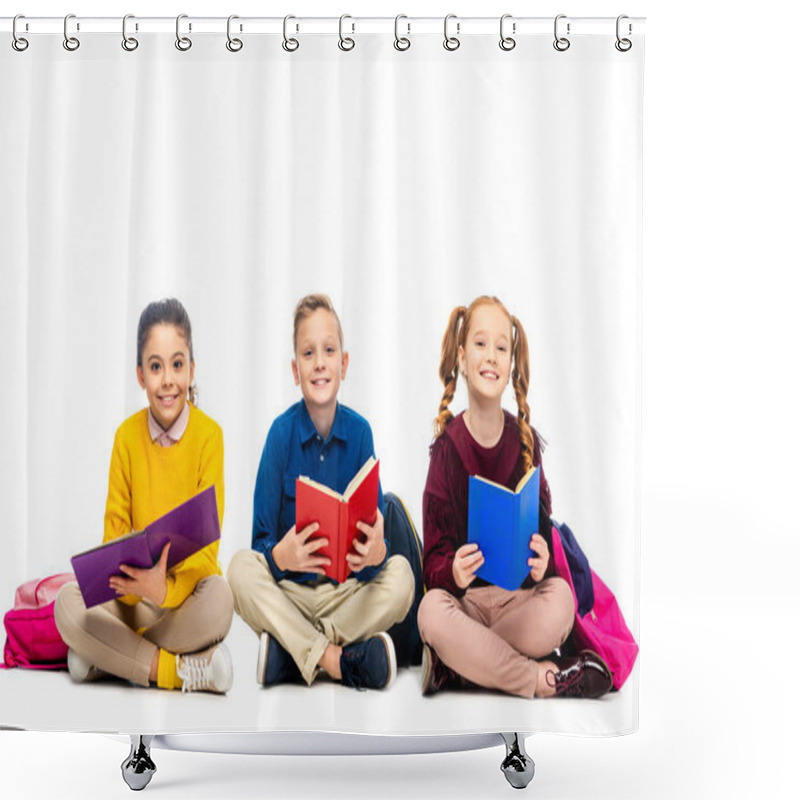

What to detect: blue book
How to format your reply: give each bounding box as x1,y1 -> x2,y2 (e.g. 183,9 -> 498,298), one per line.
468,466 -> 540,591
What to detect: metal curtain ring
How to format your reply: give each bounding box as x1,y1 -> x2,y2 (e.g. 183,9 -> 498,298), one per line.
175,14 -> 192,51
338,14 -> 355,51
615,15 -> 632,52
226,15 -> 243,52
553,14 -> 570,52
394,14 -> 410,51
443,14 -> 460,51
63,13 -> 80,51
282,15 -> 299,52
499,13 -> 516,51
122,14 -> 139,51
12,14 -> 29,52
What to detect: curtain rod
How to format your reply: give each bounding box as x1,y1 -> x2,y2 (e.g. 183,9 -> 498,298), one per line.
2,16 -> 646,37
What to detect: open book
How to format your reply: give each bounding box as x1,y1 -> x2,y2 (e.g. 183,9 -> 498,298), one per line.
295,457 -> 379,583
468,466 -> 540,591
70,485 -> 220,608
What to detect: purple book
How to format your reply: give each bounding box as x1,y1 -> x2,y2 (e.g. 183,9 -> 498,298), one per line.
70,486 -> 220,608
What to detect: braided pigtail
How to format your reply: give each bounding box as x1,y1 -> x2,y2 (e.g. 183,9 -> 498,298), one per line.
511,315 -> 535,473
433,306 -> 467,438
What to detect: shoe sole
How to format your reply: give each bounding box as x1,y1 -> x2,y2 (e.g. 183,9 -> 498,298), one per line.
211,643 -> 234,694
377,632 -> 397,689
420,643 -> 433,696
256,631 -> 269,685
67,648 -> 108,683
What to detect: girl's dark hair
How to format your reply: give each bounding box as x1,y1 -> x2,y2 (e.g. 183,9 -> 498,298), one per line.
136,298 -> 198,405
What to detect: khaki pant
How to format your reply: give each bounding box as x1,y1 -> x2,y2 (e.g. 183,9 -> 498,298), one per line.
227,550 -> 415,684
417,578 -> 574,698
54,576 -> 234,687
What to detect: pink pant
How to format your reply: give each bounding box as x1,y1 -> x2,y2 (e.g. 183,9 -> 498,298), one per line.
417,578 -> 574,698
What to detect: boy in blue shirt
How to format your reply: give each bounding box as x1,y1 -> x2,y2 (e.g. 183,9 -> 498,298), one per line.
229,294 -> 414,689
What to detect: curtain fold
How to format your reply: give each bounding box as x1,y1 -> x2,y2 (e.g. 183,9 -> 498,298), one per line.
1,27 -> 643,734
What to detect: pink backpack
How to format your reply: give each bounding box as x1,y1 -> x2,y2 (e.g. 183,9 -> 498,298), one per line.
550,527 -> 639,690
2,573 -> 74,670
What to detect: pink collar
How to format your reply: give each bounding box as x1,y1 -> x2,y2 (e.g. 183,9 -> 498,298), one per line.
148,402 -> 190,447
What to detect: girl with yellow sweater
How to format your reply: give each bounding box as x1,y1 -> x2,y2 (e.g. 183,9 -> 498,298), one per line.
55,299 -> 234,693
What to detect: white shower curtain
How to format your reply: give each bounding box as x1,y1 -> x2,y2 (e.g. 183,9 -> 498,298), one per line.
1,17 -> 643,736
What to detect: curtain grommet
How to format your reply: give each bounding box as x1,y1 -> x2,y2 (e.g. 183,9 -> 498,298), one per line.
12,15 -> 29,51
175,14 -> 192,51
443,14 -> 460,51
338,14 -> 355,51
282,15 -> 299,52
553,14 -> 570,52
63,13 -> 80,52
615,15 -> 632,52
499,14 -> 516,51
226,15 -> 243,52
394,15 -> 411,51
121,14 -> 139,52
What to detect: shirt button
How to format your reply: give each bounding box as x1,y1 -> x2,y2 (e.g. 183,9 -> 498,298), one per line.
320,454 -> 325,462
316,435 -> 322,442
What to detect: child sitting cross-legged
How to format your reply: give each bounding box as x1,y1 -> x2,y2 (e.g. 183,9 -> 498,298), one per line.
228,294 -> 415,690
55,298 -> 234,694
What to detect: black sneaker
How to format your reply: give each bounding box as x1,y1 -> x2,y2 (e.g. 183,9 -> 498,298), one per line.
257,631 -> 301,686
339,632 -> 397,690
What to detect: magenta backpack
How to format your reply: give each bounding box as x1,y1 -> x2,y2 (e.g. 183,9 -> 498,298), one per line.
550,527 -> 639,690
2,573 -> 74,669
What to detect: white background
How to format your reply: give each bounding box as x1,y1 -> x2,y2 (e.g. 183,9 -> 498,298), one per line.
1,1 -> 798,799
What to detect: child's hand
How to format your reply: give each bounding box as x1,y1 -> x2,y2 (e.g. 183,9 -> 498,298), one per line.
528,533 -> 550,582
273,523 -> 331,574
110,542 -> 170,606
347,510 -> 387,572
452,543 -> 484,590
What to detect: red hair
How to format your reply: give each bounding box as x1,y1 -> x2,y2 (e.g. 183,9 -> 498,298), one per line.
434,296 -> 536,473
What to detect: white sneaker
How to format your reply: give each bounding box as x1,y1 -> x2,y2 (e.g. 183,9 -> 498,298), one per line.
176,643 -> 233,694
67,648 -> 109,682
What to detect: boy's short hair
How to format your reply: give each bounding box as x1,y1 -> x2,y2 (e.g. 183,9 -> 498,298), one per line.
292,294 -> 344,352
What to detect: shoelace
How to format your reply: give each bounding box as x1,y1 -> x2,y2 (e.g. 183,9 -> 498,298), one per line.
340,652 -> 365,691
176,652 -> 213,693
546,664 -> 585,696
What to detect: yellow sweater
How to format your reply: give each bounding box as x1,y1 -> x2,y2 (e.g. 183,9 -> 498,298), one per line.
103,405 -> 224,609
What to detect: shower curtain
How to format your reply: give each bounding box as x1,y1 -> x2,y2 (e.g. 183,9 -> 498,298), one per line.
1,16 -> 643,737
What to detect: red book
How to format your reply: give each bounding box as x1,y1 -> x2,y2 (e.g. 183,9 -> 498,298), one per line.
295,458 -> 379,583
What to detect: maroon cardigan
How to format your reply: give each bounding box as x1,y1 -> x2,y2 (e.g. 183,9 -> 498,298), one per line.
422,411 -> 552,597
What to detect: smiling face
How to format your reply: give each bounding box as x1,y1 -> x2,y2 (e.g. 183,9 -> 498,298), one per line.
136,323 -> 194,432
292,308 -> 349,420
458,302 -> 512,406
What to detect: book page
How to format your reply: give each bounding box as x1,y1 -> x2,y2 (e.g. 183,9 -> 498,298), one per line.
71,528 -> 143,557
342,456 -> 377,502
472,473 -> 513,494
297,475 -> 343,501
515,465 -> 539,494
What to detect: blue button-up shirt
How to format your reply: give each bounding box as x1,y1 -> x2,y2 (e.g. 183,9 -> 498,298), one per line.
252,400 -> 386,583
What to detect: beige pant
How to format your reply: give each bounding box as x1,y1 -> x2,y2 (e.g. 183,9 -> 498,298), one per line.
54,576 -> 234,687
227,550 -> 415,684
417,578 -> 574,698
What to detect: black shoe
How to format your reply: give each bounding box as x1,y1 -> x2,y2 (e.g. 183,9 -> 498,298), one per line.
257,631 -> 301,686
546,649 -> 613,698
340,632 -> 396,690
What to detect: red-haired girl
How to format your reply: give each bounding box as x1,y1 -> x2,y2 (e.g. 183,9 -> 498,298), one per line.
417,296 -> 612,699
